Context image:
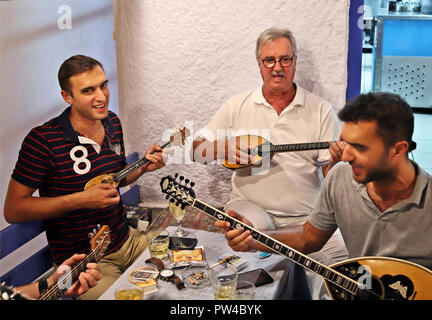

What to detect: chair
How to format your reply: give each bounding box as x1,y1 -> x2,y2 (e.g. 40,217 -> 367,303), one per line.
0,221 -> 52,287
0,152 -> 140,289
120,152 -> 140,206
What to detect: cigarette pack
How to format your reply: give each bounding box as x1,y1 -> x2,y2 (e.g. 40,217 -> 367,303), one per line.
128,267 -> 159,295
217,253 -> 248,272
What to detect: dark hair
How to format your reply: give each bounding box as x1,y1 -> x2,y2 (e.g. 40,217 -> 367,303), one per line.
58,55 -> 104,93
338,92 -> 416,152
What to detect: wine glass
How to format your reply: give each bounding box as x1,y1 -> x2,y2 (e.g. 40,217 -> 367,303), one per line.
169,200 -> 189,237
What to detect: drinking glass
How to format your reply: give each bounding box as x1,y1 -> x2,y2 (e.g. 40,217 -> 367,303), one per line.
210,264 -> 238,300
149,230 -> 170,260
169,201 -> 189,237
114,284 -> 143,300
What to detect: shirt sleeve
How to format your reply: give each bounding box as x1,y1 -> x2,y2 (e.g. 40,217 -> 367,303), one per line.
317,102 -> 341,163
307,163 -> 340,231
11,128 -> 52,189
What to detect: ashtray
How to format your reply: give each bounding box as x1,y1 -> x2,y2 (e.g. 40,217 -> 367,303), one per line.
183,267 -> 211,289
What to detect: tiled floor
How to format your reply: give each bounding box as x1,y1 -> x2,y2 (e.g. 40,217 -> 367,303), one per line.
361,52 -> 432,175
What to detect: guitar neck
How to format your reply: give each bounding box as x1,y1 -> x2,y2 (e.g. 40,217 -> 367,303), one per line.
114,141 -> 171,182
191,198 -> 359,295
37,251 -> 98,300
269,141 -> 331,153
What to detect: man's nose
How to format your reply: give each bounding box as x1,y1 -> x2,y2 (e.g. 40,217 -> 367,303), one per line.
273,60 -> 284,70
341,145 -> 353,162
94,87 -> 106,101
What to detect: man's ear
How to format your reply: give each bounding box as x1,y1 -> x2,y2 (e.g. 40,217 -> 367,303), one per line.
392,141 -> 409,160
61,89 -> 73,105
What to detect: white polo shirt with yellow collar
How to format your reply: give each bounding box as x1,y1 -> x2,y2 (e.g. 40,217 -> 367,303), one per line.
199,83 -> 341,222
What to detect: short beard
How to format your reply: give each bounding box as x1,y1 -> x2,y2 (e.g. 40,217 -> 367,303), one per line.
358,166 -> 394,184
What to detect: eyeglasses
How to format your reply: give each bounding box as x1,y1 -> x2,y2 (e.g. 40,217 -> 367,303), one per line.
261,56 -> 295,68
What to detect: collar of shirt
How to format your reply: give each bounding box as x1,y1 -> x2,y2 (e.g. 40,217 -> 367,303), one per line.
352,161 -> 429,212
252,82 -> 305,113
58,106 -> 116,143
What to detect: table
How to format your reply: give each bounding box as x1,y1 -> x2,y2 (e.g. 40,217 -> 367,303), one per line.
99,226 -> 310,300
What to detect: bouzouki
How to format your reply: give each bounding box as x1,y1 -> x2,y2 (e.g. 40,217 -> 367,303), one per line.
1,225 -> 111,300
84,127 -> 190,190
160,174 -> 432,300
221,135 -> 332,170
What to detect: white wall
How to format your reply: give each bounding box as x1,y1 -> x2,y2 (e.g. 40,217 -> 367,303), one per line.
114,0 -> 350,208
0,0 -> 117,278
0,0 -> 118,229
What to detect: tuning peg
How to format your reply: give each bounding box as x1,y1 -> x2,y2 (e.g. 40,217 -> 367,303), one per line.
88,232 -> 94,239
165,195 -> 170,200
180,204 -> 186,210
185,178 -> 190,184
175,173 -> 179,179
179,175 -> 184,181
96,224 -> 101,230
190,182 -> 195,187
169,198 -> 175,203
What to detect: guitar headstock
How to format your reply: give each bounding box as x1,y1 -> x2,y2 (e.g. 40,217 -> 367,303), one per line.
160,174 -> 196,209
89,225 -> 111,262
169,127 -> 190,147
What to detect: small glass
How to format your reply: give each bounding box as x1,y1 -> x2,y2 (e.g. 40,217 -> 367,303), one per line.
210,264 -> 238,300
114,284 -> 143,300
149,230 -> 170,260
235,280 -> 256,300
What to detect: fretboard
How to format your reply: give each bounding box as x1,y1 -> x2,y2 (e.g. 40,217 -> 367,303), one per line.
266,141 -> 331,153
191,198 -> 359,295
38,251 -> 98,300
114,141 -> 171,183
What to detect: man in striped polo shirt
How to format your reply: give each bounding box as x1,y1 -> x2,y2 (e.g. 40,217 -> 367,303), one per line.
3,55 -> 166,299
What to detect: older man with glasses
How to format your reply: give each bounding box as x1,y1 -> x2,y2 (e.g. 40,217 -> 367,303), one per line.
192,27 -> 348,299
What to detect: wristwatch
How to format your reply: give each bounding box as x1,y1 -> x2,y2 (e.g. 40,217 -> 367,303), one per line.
145,257 -> 185,290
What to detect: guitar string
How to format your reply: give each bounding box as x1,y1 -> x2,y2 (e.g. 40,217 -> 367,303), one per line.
191,197 -> 383,298
168,183 -> 381,298
113,127 -> 187,182
38,251 -> 97,300
113,140 -> 173,182
38,239 -> 105,300
268,141 -> 332,153
188,198 -> 360,295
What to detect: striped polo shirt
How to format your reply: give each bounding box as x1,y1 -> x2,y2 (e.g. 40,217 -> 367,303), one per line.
11,107 -> 130,264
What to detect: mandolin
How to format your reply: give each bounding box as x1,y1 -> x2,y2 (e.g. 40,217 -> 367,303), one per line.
1,225 -> 111,300
160,174 -> 432,300
221,135 -> 332,170
84,127 -> 190,190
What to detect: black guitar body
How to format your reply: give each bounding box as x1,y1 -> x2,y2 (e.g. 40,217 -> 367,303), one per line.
326,259 -> 417,300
